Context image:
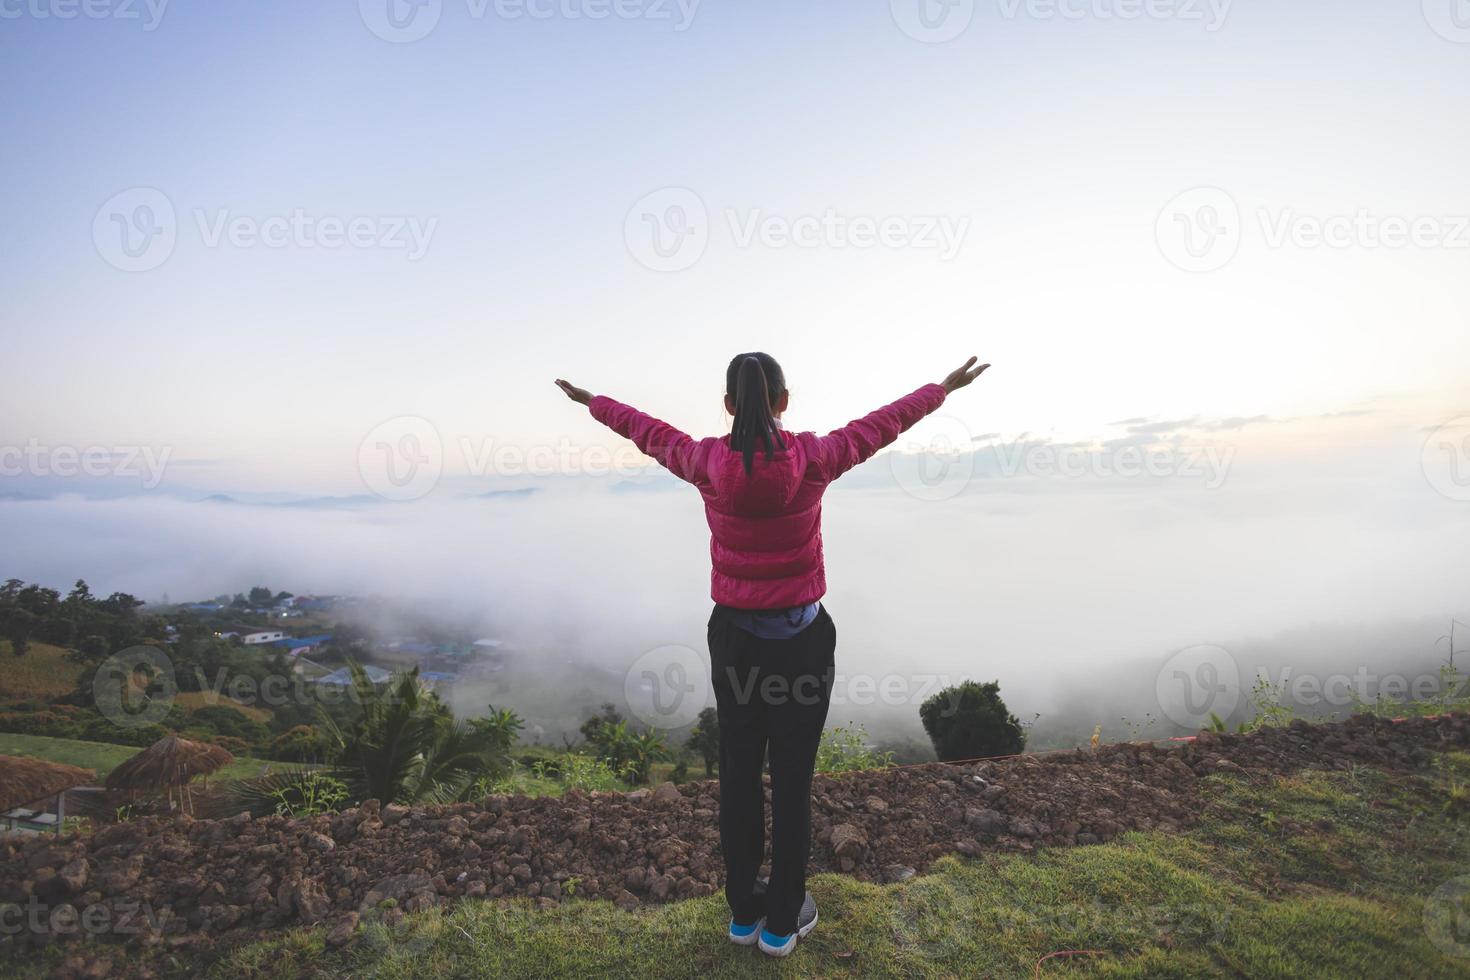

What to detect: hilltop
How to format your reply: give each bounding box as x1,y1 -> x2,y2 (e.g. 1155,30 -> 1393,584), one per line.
5,713 -> 1469,978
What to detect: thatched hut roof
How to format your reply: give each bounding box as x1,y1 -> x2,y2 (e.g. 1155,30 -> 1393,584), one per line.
0,755 -> 95,813
104,736 -> 234,794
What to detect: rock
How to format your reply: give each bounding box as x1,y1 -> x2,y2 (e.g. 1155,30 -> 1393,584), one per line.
829,823 -> 867,860
614,889 -> 639,911
446,816 -> 469,838
361,876 -> 437,914
649,837 -> 690,871
651,783 -> 682,805
304,833 -> 336,854
60,858 -> 88,893
25,846 -> 66,873
864,796 -> 889,814
326,912 -> 359,947
964,808 -> 1006,835
881,865 -> 917,883
380,804 -> 410,827
292,880 -> 332,925
1008,817 -> 1044,839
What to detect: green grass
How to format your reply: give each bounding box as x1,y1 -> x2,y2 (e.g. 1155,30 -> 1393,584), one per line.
0,641 -> 84,698
9,755 -> 1470,979
0,732 -> 276,782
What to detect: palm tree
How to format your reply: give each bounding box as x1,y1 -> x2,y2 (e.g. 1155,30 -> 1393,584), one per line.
317,663 -> 509,804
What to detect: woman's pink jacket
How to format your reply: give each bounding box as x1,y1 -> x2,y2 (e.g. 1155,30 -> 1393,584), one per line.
589,383 -> 947,610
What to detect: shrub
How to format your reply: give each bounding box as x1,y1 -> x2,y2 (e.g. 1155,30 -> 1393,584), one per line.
920,680 -> 1025,762
815,724 -> 893,774
0,711 -> 78,738
268,725 -> 328,762
189,705 -> 268,742
209,735 -> 250,756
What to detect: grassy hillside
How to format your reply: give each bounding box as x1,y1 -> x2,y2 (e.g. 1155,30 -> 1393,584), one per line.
0,640 -> 83,698
18,752 -> 1459,979
174,691 -> 274,723
0,733 -> 276,782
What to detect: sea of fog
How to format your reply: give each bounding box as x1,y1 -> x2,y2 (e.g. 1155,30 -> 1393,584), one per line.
2,417 -> 1468,751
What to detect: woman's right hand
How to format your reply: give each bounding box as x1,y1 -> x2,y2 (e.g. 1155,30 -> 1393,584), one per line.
940,356 -> 990,394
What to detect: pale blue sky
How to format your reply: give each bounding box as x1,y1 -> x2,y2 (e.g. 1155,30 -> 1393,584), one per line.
2,0 -> 1468,492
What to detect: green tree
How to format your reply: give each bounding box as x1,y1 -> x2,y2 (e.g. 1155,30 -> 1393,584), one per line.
70,634 -> 110,665
920,680 -> 1025,762
579,702 -> 623,747
685,706 -> 720,776
248,586 -> 274,607
8,609 -> 36,656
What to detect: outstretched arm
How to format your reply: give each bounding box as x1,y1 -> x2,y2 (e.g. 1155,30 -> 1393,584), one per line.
813,356 -> 990,481
555,379 -> 702,485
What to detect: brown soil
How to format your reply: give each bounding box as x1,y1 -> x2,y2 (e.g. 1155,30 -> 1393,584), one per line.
4,712 -> 1466,977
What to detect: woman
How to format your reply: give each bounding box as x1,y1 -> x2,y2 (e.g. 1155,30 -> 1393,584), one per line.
555,353 -> 989,957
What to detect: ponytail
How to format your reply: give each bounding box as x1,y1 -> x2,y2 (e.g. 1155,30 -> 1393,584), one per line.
727,352 -> 786,475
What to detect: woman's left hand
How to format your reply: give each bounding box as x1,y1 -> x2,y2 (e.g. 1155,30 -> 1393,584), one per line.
555,379 -> 595,405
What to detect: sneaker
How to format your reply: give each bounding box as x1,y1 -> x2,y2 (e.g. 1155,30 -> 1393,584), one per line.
728,917 -> 764,945
727,877 -> 769,945
757,892 -> 818,958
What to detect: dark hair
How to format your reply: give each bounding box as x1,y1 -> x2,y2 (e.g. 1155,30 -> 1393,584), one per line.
726,352 -> 786,475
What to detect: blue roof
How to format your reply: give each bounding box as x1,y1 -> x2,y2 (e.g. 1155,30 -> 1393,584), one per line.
313,665 -> 390,686
274,634 -> 332,649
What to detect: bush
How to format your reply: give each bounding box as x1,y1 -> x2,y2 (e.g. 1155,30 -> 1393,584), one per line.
189,705 -> 268,743
268,725 -> 328,762
920,680 -> 1025,762
208,735 -> 250,756
0,711 -> 79,738
815,724 -> 894,774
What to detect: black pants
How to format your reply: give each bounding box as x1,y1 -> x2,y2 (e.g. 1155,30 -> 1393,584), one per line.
708,603 -> 835,936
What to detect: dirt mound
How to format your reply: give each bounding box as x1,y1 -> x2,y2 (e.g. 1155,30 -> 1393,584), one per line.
3,713 -> 1464,972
